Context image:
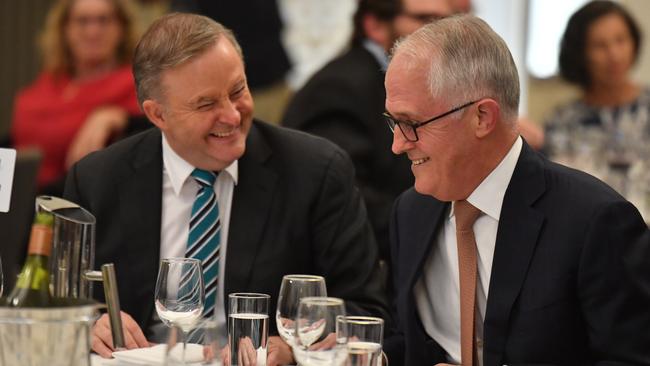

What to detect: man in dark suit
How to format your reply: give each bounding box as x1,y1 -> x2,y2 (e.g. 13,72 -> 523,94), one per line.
383,15 -> 650,366
282,0 -> 453,263
64,14 -> 389,365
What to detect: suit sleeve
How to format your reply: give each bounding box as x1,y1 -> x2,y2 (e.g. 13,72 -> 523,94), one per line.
309,147 -> 392,324
578,200 -> 650,365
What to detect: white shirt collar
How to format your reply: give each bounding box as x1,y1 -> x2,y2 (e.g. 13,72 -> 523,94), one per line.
161,133 -> 239,196
362,39 -> 389,71
450,136 -> 523,221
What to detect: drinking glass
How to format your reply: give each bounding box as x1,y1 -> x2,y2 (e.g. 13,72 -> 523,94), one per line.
228,292 -> 270,366
293,297 -> 348,366
342,316 -> 384,366
155,258 -> 205,362
276,274 -> 327,346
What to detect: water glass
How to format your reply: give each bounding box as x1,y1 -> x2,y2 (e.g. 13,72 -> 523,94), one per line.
228,292 -> 270,366
343,316 -> 384,366
276,274 -> 327,346
293,297 -> 348,366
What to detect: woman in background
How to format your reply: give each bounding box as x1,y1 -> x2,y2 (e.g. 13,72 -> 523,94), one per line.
544,0 -> 650,219
11,0 -> 141,194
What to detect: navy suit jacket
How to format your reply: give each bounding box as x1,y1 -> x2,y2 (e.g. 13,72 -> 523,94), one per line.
64,121 -> 390,335
385,141 -> 650,366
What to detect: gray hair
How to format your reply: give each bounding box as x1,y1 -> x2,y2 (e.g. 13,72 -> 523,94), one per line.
391,14 -> 520,122
133,13 -> 243,105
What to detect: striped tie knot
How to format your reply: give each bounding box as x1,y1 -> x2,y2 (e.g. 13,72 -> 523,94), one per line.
191,169 -> 217,187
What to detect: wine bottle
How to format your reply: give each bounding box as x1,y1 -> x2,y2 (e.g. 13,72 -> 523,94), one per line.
5,211 -> 55,307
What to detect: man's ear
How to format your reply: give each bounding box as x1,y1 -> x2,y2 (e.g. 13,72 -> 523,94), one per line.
142,99 -> 167,130
363,14 -> 392,51
474,99 -> 500,139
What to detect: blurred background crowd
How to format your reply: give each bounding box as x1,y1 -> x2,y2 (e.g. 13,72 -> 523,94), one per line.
1,0 -> 649,222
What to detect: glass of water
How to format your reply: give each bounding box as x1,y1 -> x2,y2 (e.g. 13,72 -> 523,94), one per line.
293,297 -> 348,366
228,292 -> 270,366
343,316 -> 384,366
276,275 -> 327,346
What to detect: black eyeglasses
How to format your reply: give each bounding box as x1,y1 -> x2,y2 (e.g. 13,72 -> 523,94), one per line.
384,100 -> 478,142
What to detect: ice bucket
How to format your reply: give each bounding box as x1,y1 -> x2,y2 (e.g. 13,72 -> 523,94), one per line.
0,298 -> 99,366
35,196 -> 95,299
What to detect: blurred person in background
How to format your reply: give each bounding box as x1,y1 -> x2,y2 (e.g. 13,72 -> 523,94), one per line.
282,0 -> 454,268
544,0 -> 650,219
11,0 -> 142,195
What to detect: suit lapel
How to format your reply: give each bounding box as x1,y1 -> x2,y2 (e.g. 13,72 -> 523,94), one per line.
224,123 -> 278,303
405,199 -> 449,292
483,142 -> 546,366
117,129 -> 163,321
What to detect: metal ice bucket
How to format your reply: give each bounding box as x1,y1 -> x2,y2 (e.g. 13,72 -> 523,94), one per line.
0,298 -> 100,366
35,196 -> 96,299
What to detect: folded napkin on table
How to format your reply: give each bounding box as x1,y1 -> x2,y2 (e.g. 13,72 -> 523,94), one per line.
111,343 -> 206,365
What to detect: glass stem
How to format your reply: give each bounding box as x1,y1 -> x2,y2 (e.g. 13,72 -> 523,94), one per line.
182,330 -> 187,363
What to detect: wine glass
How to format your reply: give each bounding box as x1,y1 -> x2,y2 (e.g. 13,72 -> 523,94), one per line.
276,274 -> 327,346
342,316 -> 384,366
155,258 -> 204,363
293,297 -> 348,366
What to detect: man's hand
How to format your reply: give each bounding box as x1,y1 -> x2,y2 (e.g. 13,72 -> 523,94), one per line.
237,337 -> 258,365
92,311 -> 149,358
66,106 -> 129,169
267,336 -> 294,366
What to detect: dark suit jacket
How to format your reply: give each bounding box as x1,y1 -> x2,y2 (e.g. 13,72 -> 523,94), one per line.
385,142 -> 650,366
63,121 -> 390,335
282,42 -> 413,261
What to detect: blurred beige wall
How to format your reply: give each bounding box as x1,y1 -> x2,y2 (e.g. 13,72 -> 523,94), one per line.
0,0 -> 51,140
527,0 -> 650,125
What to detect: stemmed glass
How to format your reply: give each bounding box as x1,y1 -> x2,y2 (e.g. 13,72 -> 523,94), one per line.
276,274 -> 327,346
293,297 -> 348,366
155,258 -> 204,363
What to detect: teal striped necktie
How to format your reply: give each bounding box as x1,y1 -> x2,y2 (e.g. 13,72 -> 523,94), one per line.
187,169 -> 220,318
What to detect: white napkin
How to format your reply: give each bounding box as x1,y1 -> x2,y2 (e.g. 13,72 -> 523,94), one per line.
111,343 -> 206,365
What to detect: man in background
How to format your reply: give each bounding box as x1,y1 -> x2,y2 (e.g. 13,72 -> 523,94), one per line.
282,0 -> 454,267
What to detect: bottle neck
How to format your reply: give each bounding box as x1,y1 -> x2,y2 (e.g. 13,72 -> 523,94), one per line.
26,224 -> 53,257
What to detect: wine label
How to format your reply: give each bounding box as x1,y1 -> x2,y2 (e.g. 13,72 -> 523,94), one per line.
28,224 -> 53,256
0,148 -> 17,213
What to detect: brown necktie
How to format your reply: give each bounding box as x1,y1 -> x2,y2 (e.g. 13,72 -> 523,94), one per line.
454,200 -> 482,366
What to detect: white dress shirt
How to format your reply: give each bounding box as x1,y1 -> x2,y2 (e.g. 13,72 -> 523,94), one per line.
414,136 -> 523,365
154,134 -> 238,340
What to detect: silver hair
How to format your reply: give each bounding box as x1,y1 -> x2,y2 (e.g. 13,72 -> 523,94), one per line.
390,14 -> 520,122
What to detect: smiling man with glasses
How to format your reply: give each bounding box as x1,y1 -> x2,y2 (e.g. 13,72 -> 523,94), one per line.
383,14 -> 650,366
